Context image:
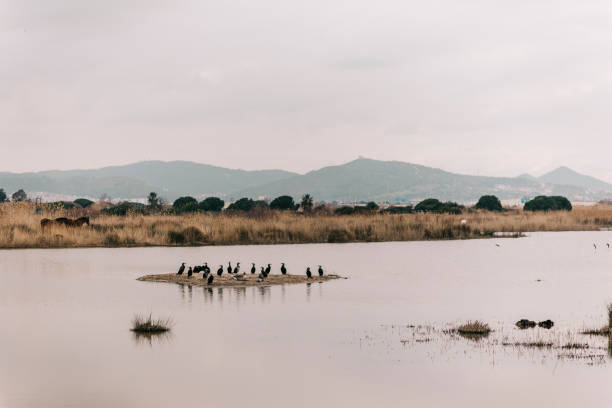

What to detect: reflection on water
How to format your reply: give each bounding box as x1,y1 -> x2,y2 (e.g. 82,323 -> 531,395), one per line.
131,331 -> 173,347
3,232 -> 612,407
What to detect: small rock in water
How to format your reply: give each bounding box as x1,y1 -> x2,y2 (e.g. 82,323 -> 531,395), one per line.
516,319 -> 537,329
538,319 -> 554,329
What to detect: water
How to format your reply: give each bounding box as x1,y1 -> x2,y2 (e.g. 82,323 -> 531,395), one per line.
1,231 -> 612,407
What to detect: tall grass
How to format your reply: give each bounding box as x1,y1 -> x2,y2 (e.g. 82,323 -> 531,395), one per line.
2,202 -> 612,248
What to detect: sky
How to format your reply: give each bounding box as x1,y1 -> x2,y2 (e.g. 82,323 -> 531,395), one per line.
4,0 -> 612,181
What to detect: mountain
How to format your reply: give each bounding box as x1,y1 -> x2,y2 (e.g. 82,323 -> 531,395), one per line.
2,159 -> 612,203
233,158 -> 612,203
0,161 -> 297,200
537,166 -> 612,191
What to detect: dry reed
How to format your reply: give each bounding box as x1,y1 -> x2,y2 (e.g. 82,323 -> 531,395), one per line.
2,202 -> 612,249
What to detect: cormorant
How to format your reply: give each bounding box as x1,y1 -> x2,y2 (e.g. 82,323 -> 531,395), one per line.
203,262 -> 210,274
202,270 -> 209,279
280,263 -> 287,275
227,262 -> 233,274
187,266 -> 193,277
318,265 -> 323,277
265,264 -> 271,275
261,266 -> 267,278
177,262 -> 185,275
194,265 -> 201,273
234,262 -> 241,274
306,267 -> 312,279
217,265 -> 223,276
207,274 -> 214,285
251,263 -> 256,274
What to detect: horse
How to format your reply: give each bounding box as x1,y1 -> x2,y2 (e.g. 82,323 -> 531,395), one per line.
41,216 -> 90,230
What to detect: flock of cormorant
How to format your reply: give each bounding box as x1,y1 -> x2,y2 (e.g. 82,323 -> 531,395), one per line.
176,261 -> 324,284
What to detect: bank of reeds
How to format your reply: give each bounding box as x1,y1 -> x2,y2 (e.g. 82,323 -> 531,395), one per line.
131,314 -> 172,333
2,202 -> 612,248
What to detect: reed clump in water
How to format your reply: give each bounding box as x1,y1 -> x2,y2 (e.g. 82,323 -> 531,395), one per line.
2,202 -> 612,248
457,321 -> 491,335
131,314 -> 172,334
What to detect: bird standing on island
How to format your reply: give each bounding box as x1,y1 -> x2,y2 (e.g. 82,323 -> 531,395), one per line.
260,266 -> 267,278
203,262 -> 210,274
280,263 -> 287,275
265,264 -> 271,276
251,263 -> 256,274
217,265 -> 223,276
306,267 -> 312,279
177,262 -> 185,275
187,266 -> 193,277
227,262 -> 233,274
207,274 -> 214,285
234,262 -> 240,274
318,265 -> 323,277
594,243 -> 597,250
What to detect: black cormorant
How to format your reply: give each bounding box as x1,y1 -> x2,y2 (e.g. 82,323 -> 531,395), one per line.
217,265 -> 223,276
207,274 -> 214,285
280,263 -> 287,275
177,262 -> 185,275
235,262 -> 240,274
251,263 -> 256,274
261,266 -> 267,277
203,262 -> 210,274
187,266 -> 193,277
318,265 -> 323,277
227,262 -> 233,274
306,267 -> 312,279
265,264 -> 271,275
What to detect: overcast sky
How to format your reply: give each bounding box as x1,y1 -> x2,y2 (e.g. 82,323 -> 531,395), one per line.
4,0 -> 612,180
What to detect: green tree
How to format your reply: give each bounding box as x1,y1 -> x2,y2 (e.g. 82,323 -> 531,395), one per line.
475,195 -> 503,212
415,198 -> 463,214
301,194 -> 313,213
0,188 -> 7,203
11,189 -> 27,202
173,196 -> 199,213
227,197 -> 255,211
366,201 -> 379,211
74,198 -> 94,208
147,192 -> 161,210
270,195 -> 295,210
199,197 -> 225,212
524,196 -> 572,212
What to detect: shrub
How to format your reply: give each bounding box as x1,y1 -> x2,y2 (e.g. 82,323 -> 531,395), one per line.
415,198 -> 463,214
327,228 -> 351,243
227,197 -> 255,212
199,197 -> 224,212
475,195 -> 503,212
269,195 -> 295,210
366,201 -> 379,211
167,230 -> 186,244
103,201 -> 147,216
524,195 -> 572,212
0,188 -> 8,203
173,196 -> 198,213
182,226 -> 206,244
74,198 -> 94,208
381,205 -> 412,214
334,206 -> 355,215
11,189 -> 27,202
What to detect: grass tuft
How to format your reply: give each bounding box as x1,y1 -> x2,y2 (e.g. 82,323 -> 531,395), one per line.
457,321 -> 491,335
131,314 -> 172,333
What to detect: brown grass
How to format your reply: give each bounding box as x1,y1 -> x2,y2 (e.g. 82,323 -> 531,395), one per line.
2,201 -> 612,248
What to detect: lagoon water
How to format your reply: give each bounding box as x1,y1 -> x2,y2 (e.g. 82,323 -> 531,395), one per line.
1,232 -> 612,407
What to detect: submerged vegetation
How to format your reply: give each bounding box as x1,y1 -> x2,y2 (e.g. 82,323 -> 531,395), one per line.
1,201 -> 612,248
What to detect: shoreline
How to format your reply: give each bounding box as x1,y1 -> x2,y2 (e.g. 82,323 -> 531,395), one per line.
137,272 -> 344,287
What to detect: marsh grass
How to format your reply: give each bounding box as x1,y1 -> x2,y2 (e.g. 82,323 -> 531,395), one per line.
3,202 -> 612,248
131,314 -> 172,333
457,321 -> 491,335
581,326 -> 610,336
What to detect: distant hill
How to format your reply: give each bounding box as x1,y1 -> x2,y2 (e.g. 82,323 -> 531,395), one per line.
537,166 -> 612,191
2,159 -> 612,203
233,158 -> 612,203
0,161 -> 297,200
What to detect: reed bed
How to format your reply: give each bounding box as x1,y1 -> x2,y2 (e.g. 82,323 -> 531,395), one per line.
2,202 -> 612,248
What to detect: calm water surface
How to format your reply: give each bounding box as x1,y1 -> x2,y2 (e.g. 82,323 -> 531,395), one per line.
1,231 -> 612,407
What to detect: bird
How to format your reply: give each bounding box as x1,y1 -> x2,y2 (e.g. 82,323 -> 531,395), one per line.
193,265 -> 201,273
232,272 -> 247,281
318,265 -> 323,277
594,243 -> 597,250
217,265 -> 223,276
257,273 -> 265,283
234,262 -> 241,274
187,266 -> 193,277
495,243 -> 500,247
260,266 -> 267,278
280,263 -> 287,275
265,264 -> 271,275
227,262 -> 233,274
251,263 -> 256,274
203,262 -> 210,274
177,262 -> 185,275
608,243 -> 610,249
202,270 -> 209,279
306,267 -> 312,279
207,274 -> 214,285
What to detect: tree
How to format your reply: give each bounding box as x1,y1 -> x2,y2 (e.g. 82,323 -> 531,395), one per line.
301,194 -> 313,213
147,192 -> 160,209
475,195 -> 503,212
0,188 -> 7,203
334,206 -> 355,215
173,196 -> 199,213
366,201 -> 379,211
199,197 -> 225,212
524,196 -> 572,212
74,198 -> 94,208
270,195 -> 295,210
415,198 -> 463,214
11,189 -> 27,202
227,197 -> 255,212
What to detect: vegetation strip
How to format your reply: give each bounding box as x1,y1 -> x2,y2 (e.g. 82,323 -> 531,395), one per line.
138,273 -> 343,287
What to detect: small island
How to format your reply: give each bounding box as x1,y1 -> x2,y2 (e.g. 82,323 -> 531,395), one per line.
137,273 -> 344,288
